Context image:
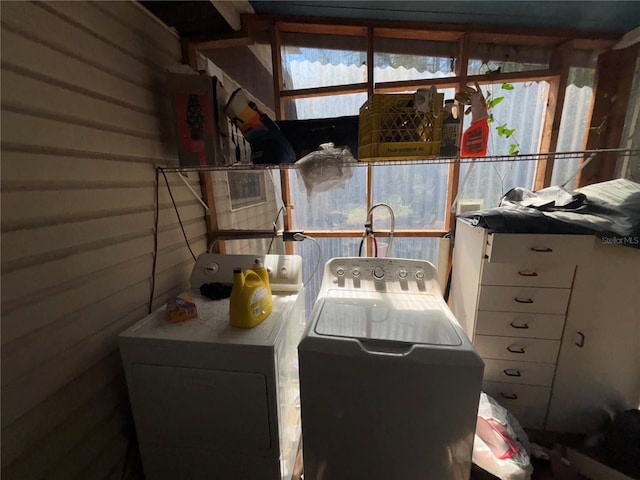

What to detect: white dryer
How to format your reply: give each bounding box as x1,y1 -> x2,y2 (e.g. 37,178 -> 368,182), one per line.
119,254 -> 305,480
298,257 -> 484,480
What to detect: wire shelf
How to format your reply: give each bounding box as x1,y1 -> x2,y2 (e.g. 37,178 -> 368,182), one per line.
158,148 -> 640,173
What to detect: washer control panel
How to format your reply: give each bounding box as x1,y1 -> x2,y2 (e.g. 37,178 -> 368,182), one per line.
323,257 -> 439,294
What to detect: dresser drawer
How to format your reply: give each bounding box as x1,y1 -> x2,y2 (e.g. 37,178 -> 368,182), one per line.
483,382 -> 551,409
483,359 -> 556,387
481,261 -> 575,288
486,233 -> 594,264
478,286 -> 571,314
474,335 -> 560,363
506,405 -> 547,430
475,311 -> 565,340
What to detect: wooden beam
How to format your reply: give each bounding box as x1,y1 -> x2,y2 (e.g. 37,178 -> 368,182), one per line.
210,0 -> 242,31
279,82 -> 368,100
469,31 -> 561,47
367,27 -> 374,97
445,33 -> 470,233
298,230 -> 449,238
374,27 -> 462,42
190,34 -> 253,51
578,43 -> 640,186
534,42 -> 573,190
276,21 -> 367,36
247,13 -> 621,46
375,77 -> 460,93
467,68 -> 560,86
270,25 -> 284,119
270,25 -> 294,255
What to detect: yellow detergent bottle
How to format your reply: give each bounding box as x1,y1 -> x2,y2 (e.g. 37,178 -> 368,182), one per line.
229,267 -> 273,328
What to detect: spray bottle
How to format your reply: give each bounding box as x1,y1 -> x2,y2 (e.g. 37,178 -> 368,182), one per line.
457,82 -> 489,157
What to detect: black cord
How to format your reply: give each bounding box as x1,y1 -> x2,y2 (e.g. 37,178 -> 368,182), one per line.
148,168 -> 160,314
268,206 -> 285,254
159,168 -> 197,262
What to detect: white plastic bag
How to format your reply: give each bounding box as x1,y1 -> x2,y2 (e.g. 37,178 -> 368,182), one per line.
473,392 -> 533,480
295,142 -> 355,197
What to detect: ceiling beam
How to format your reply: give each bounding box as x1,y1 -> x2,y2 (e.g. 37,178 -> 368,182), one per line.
246,13 -> 622,46
209,1 -> 254,31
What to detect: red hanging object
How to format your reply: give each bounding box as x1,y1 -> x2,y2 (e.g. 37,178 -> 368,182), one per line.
461,118 -> 489,157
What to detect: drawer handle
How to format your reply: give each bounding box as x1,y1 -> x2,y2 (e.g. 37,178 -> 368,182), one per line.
531,247 -> 553,253
503,369 -> 522,377
575,331 -> 586,348
500,392 -> 518,400
509,321 -> 529,329
517,270 -> 538,277
507,346 -> 526,354
514,297 -> 534,304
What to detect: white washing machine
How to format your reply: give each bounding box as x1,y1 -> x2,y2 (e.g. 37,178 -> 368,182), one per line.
119,253 -> 305,480
298,257 -> 484,480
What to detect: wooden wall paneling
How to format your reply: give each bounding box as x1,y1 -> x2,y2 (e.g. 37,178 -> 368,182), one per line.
0,353 -> 122,469
95,1 -> 183,59
72,426 -> 130,480
43,409 -> 128,480
0,216 -> 204,307
1,203 -> 204,270
1,3 -> 207,479
2,381 -> 127,480
1,110 -> 175,163
1,231 -> 204,347
1,71 -> 164,139
1,2 -> 166,89
578,43 -> 640,186
0,27 -> 168,119
1,234 -> 206,387
0,182 -> 198,230
534,42 -> 573,190
42,1 -> 179,70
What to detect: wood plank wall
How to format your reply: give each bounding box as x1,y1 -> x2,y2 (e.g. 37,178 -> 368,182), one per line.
1,2 -> 208,478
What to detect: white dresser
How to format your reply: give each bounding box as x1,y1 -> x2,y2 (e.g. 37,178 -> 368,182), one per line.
449,219 -> 640,434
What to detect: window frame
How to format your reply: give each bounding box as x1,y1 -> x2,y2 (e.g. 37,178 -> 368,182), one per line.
270,24 -> 574,255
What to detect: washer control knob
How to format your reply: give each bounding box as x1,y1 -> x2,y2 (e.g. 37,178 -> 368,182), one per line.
352,268 -> 361,278
372,266 -> 385,280
415,269 -> 425,280
336,266 -> 346,277
205,263 -> 219,274
398,268 -> 408,279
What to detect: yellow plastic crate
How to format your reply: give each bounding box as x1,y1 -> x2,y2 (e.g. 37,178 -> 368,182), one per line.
358,93 -> 444,161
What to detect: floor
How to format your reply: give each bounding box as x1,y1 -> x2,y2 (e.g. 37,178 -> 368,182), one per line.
291,430 -> 589,480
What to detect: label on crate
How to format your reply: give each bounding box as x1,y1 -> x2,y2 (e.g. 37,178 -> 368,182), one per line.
379,142 -> 435,156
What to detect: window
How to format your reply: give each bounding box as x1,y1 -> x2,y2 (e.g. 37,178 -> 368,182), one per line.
268,25 -> 597,304
227,171 -> 266,210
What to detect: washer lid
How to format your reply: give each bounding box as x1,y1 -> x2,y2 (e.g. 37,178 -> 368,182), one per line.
314,293 -> 462,346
